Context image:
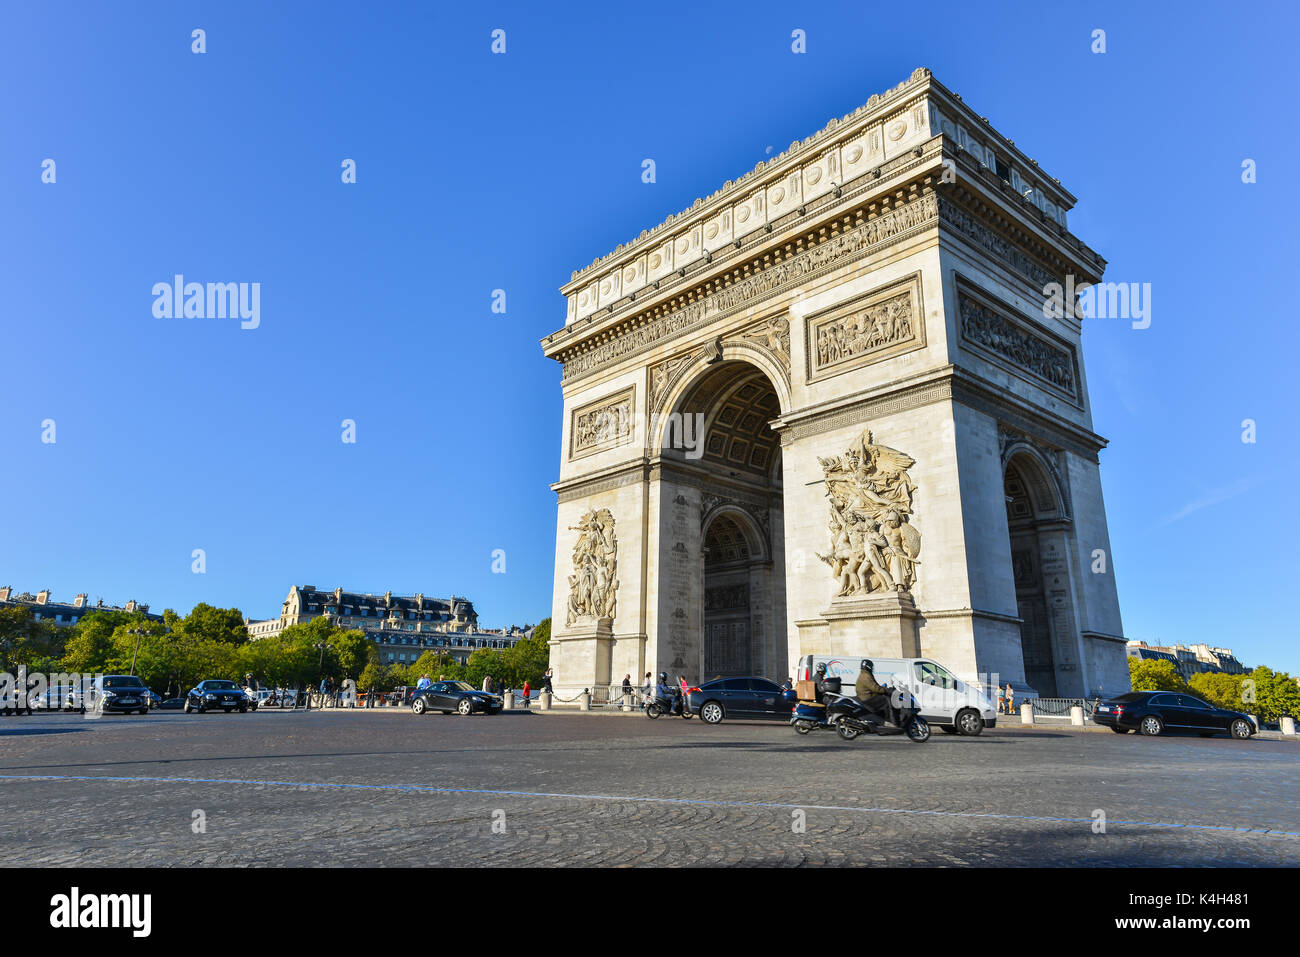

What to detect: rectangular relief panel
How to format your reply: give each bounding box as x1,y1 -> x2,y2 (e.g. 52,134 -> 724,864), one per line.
804,271 -> 926,383
954,277 -> 1080,404
569,386 -> 636,461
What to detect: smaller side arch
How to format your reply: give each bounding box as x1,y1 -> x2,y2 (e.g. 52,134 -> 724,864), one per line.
701,502 -> 770,563
1003,444 -> 1069,521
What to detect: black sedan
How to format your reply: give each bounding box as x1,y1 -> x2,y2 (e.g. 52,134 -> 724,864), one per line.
183,680 -> 251,714
94,675 -> 152,714
1091,691 -> 1256,739
410,681 -> 502,716
686,677 -> 797,724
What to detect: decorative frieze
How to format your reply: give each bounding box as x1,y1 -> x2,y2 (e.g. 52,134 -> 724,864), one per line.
561,193 -> 940,382
938,197 -> 1060,290
806,273 -> 924,382
957,288 -> 1077,397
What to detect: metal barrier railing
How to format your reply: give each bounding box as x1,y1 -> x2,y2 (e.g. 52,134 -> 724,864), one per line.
1029,697 -> 1099,718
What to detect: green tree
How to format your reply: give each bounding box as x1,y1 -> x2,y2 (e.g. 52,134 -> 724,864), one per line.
463,648 -> 507,689
502,632 -> 549,688
1188,672 -> 1245,711
1242,666 -> 1300,723
326,627 -> 373,681
408,648 -> 460,681
1128,657 -> 1186,692
359,662 -> 403,694
169,604 -> 248,645
0,606 -> 64,672
61,610 -> 136,674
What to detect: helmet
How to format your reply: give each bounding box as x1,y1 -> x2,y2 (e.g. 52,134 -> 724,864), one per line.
860,659 -> 873,671
658,672 -> 668,682
814,662 -> 827,676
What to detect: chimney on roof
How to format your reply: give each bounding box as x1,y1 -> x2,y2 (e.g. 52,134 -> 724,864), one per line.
125,599 -> 138,612
74,594 -> 88,608
0,586 -> 10,601
36,589 -> 50,604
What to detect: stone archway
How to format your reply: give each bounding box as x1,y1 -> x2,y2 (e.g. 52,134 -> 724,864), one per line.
701,510 -> 768,679
656,360 -> 786,685
1003,449 -> 1075,698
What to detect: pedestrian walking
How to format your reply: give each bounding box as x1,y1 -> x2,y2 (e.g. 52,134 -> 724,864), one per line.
522,679 -> 531,706
997,684 -> 1007,714
482,674 -> 493,693
1005,682 -> 1015,714
621,673 -> 632,707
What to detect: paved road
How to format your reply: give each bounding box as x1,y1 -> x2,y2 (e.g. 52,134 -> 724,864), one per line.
1,709 -> 1296,866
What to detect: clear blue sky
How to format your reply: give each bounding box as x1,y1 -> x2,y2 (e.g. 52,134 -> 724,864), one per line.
2,1 -> 1296,671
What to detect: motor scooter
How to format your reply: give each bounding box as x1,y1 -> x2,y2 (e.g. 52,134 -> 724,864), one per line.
644,687 -> 693,719
792,685 -> 930,743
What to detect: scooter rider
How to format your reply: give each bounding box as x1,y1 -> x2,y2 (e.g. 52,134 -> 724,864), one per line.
813,662 -> 833,703
655,672 -> 677,712
855,659 -> 893,725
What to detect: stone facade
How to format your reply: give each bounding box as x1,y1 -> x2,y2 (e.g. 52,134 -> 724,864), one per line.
247,585 -> 530,667
0,586 -> 160,627
541,68 -> 1129,700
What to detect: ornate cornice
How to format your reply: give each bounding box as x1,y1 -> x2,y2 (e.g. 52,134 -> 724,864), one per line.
556,190 -> 940,382
552,462 -> 649,504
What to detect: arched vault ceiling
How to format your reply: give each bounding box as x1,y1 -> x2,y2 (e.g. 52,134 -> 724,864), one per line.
678,362 -> 781,479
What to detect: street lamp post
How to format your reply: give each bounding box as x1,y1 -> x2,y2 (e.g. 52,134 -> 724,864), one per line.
127,628 -> 145,676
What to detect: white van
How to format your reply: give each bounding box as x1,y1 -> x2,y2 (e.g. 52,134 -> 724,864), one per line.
794,654 -> 997,735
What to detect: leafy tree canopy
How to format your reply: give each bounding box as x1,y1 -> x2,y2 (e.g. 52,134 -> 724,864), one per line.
1127,657 -> 1187,693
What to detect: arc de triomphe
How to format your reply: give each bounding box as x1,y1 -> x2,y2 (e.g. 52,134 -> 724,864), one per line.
540,68 -> 1128,701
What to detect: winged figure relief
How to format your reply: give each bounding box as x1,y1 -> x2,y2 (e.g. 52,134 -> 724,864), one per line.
817,430 -> 921,596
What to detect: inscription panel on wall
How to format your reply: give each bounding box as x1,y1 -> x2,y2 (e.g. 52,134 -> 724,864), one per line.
955,280 -> 1079,403
805,272 -> 926,383
569,387 -> 636,460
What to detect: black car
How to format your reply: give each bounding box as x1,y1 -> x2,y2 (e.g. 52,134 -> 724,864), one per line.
686,677 -> 797,724
184,680 -> 251,714
1091,691 -> 1256,739
410,681 -> 502,716
94,675 -> 152,714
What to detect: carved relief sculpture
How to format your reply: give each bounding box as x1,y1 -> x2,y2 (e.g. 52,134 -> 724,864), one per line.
571,389 -> 634,457
565,508 -> 618,625
743,313 -> 791,370
814,291 -> 912,369
816,430 -> 921,596
958,292 -> 1076,395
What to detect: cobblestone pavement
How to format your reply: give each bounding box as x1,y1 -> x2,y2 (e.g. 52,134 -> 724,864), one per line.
1,710 -> 1297,866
